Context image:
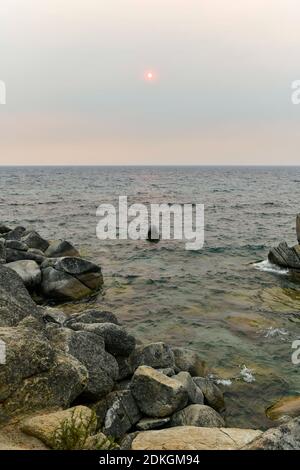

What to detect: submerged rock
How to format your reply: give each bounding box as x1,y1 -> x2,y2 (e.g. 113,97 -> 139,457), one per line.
131,366 -> 188,418
266,396 -> 300,421
6,260 -> 41,289
170,404 -> 225,428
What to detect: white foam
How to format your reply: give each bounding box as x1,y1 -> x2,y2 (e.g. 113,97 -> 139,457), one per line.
253,260 -> 289,275
240,365 -> 255,383
264,327 -> 289,339
207,373 -> 232,387
215,379 -> 232,387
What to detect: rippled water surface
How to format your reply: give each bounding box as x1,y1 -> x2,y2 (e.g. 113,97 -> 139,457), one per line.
1,166 -> 300,429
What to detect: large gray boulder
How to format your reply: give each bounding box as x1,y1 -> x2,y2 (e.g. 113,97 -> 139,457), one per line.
0,224 -> 11,235
103,390 -> 141,438
41,267 -> 92,301
44,257 -> 103,290
193,377 -> 225,412
3,226 -> 26,241
173,372 -> 204,405
268,241 -> 300,270
5,240 -> 28,251
1,352 -> 88,418
46,326 -> 119,400
0,316 -> 88,419
172,347 -> 206,376
0,239 -> 6,263
65,310 -> 119,327
41,257 -> 103,301
170,404 -> 225,428
131,366 -> 188,418
115,342 -> 174,381
130,342 -> 175,370
21,231 -> 49,252
45,240 -> 79,258
0,264 -> 40,327
244,417 -> 300,450
69,322 -> 135,357
5,248 -> 45,264
0,318 -> 54,402
6,260 -> 41,289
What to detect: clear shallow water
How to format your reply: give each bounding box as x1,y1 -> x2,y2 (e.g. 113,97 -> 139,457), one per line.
1,165 -> 300,429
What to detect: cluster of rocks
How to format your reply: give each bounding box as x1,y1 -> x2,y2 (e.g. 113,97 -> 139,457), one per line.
0,224 -> 300,450
268,214 -> 300,271
0,224 -> 102,301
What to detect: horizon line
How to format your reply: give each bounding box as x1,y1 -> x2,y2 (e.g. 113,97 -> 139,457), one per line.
1,164 -> 300,168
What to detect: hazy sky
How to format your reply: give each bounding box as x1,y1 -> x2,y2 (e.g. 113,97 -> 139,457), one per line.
1,0 -> 300,165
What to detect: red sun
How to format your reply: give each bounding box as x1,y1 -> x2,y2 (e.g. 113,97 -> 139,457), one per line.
144,70 -> 156,82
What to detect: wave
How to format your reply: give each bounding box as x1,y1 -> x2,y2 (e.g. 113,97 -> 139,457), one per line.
240,365 -> 255,383
253,259 -> 289,275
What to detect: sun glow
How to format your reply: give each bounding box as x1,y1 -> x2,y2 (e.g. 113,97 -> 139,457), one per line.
144,70 -> 156,82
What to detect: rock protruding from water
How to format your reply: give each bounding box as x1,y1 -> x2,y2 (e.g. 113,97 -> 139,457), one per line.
268,215 -> 300,271
268,241 -> 300,270
1,225 -> 103,301
297,214 -> 300,244
147,225 -> 160,243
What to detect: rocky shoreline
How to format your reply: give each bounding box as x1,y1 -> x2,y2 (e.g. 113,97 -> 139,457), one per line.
0,223 -> 299,450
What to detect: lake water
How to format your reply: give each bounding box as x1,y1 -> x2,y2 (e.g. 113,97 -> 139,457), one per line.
1,165 -> 300,429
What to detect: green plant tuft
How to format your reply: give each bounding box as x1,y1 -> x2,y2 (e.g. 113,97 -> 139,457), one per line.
51,409 -> 118,450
